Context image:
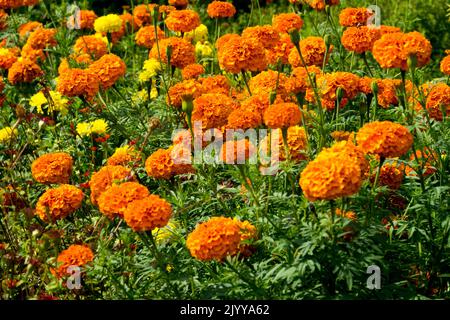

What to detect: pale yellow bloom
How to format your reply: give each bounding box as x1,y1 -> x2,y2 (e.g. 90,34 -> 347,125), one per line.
0,126 -> 18,143
185,24 -> 208,43
195,41 -> 213,57
132,88 -> 158,103
29,91 -> 69,115
94,14 -> 122,33
76,119 -> 108,137
152,220 -> 179,243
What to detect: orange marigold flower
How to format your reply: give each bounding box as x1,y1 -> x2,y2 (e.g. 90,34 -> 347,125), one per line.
31,152 -> 73,184
73,35 -> 108,59
71,10 -> 97,30
242,25 -> 280,49
220,139 -> 256,164
200,75 -> 230,95
263,102 -> 302,129
425,83 -> 450,121
227,107 -> 262,130
0,47 -> 19,69
358,77 -> 399,108
124,195 -> 172,232
249,70 -> 293,100
56,68 -> 100,100
312,72 -> 360,111
299,145 -> 363,201
7,58 -> 43,84
167,79 -> 203,108
21,43 -> 46,62
26,28 -> 57,50
356,121 -> 413,158
186,216 -> 243,261
35,184 -> 84,222
371,161 -> 405,190
240,93 -> 271,117
181,63 -> 204,80
290,65 -> 322,94
316,141 -> 369,176
192,93 -> 238,130
289,36 -> 331,67
149,37 -> 195,69
107,146 -> 141,167
165,9 -> 200,33
339,8 -> 373,27
215,33 -> 240,51
265,33 -> 294,66
133,4 -> 157,27
135,26 -> 165,49
89,165 -> 135,206
53,244 -> 94,278
18,21 -> 42,39
260,126 -> 308,162
302,0 -> 340,11
207,1 -> 236,18
341,26 -> 381,54
88,54 -> 126,89
272,13 -> 303,33
372,32 -> 432,70
218,36 -> 267,74
97,182 -> 149,219
145,148 -> 175,180
440,54 -> 450,75
335,208 -> 357,221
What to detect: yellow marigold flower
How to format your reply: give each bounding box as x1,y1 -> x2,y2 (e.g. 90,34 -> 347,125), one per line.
356,121 -> 413,158
35,184 -> 84,222
152,220 -> 180,243
186,217 -> 244,261
30,91 -> 69,115
31,152 -> 73,184
185,24 -> 209,43
195,41 -> 213,57
132,88 -> 158,103
98,182 -> 149,219
0,126 -> 18,143
107,145 -> 142,167
76,119 -> 108,137
124,195 -> 172,232
94,14 -> 123,33
53,244 -> 94,278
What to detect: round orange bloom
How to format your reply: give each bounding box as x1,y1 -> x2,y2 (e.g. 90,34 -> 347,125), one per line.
379,25 -> 402,35
186,217 -> 242,261
168,0 -> 188,9
288,36 -> 331,67
21,43 -> 46,62
167,79 -> 203,108
31,152 -> 73,184
97,182 -> 149,219
227,107 -> 262,130
301,0 -> 340,11
124,195 -> 172,232
56,68 -> 100,100
299,148 -> 363,201
356,121 -> 413,158
290,65 -> 322,94
135,26 -> 165,49
0,47 -> 19,69
133,4 -> 157,27
7,58 -> 43,84
71,10 -> 97,30
218,36 -> 267,74
220,139 -> 256,164
425,83 -> 450,121
200,75 -> 230,95
181,63 -> 204,80
73,35 -> 108,60
312,72 -> 360,110
263,102 -> 302,129
35,184 -> 84,222
272,13 -> 303,33
215,33 -> 241,51
89,165 -> 135,206
0,0 -> 22,9
260,126 -> 308,162
242,25 -> 280,49
207,1 -> 236,18
107,146 -> 141,167
192,93 -> 238,130
341,26 -> 381,54
372,162 -> 405,190
249,70 -> 293,100
53,244 -> 94,278
265,33 -> 295,66
358,77 -> 399,108
339,8 -> 373,27
18,21 -> 42,39
145,148 -> 175,180
240,93 -> 272,116
372,32 -> 432,70
316,141 -> 369,176
165,9 -> 200,33
26,28 -> 57,50
149,37 -> 195,69
440,54 -> 450,75
88,54 -> 126,89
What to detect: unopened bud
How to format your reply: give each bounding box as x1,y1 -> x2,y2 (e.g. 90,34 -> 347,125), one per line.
181,94 -> 194,114
289,29 -> 300,45
336,87 -> 344,103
